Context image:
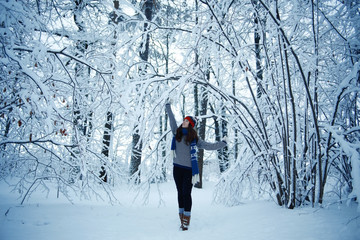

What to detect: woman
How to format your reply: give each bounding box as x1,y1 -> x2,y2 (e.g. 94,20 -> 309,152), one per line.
165,103 -> 227,231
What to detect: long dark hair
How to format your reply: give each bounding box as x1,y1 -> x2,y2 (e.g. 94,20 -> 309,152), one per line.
175,125 -> 198,145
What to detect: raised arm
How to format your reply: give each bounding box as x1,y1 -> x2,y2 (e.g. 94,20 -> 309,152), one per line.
165,103 -> 178,135
197,138 -> 227,150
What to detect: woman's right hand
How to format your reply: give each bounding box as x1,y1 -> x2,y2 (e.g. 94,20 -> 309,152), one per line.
166,98 -> 173,105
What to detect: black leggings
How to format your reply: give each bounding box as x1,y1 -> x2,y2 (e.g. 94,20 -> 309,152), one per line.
173,165 -> 193,212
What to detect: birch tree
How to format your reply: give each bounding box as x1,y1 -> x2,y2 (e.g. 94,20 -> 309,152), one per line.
129,0 -> 154,183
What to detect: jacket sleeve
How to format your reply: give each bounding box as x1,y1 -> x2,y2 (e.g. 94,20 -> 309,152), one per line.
165,103 -> 178,135
197,138 -> 227,150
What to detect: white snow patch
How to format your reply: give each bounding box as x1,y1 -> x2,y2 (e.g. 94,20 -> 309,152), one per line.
0,181 -> 359,240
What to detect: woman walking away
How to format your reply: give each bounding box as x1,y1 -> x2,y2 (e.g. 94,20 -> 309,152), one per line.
165,102 -> 227,231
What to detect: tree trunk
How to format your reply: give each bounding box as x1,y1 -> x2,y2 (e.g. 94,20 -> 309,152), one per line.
214,109 -> 229,173
129,0 -> 153,182
253,0 -> 264,99
194,82 -> 208,189
99,111 -> 113,182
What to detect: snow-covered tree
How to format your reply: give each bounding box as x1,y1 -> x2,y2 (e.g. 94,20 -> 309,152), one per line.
1,0 -> 359,209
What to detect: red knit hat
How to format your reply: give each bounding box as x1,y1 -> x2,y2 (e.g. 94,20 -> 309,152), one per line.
184,116 -> 197,128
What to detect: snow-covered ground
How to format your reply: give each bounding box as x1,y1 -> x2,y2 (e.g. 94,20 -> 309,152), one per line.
1,181 -> 359,240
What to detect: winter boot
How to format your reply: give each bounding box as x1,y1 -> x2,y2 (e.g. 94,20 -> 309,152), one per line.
182,215 -> 191,231
179,213 -> 184,229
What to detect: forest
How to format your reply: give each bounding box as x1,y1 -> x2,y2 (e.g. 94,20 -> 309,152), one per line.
0,0 -> 359,209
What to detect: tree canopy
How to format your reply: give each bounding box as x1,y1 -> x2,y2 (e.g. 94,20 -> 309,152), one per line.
1,0 -> 359,208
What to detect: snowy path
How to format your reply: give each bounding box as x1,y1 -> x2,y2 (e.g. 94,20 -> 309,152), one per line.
1,182 -> 359,240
